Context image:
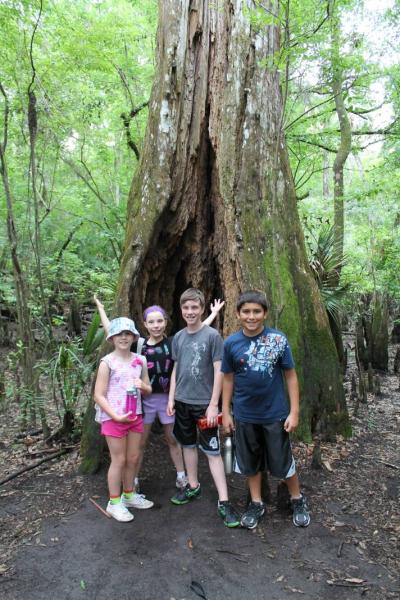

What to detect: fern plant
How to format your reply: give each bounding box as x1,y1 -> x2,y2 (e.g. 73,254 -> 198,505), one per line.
306,223 -> 349,326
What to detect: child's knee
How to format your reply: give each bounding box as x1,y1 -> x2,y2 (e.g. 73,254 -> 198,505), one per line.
126,453 -> 140,469
164,430 -> 177,447
111,455 -> 127,469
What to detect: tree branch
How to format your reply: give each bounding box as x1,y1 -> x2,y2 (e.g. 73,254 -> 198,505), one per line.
288,136 -> 337,153
120,101 -> 149,159
27,0 -> 43,95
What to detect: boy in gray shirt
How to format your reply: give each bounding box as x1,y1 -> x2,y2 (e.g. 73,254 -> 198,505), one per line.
167,288 -> 240,527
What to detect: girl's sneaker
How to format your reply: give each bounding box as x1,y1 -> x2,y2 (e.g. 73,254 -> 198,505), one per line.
122,493 -> 154,509
176,474 -> 188,489
291,494 -> 310,527
240,501 -> 265,529
106,501 -> 134,522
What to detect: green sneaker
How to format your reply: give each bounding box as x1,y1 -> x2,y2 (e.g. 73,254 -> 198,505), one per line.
171,483 -> 201,505
218,501 -> 241,528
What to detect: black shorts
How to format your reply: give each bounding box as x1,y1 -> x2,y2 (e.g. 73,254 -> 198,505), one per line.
234,419 -> 295,478
173,401 -> 221,455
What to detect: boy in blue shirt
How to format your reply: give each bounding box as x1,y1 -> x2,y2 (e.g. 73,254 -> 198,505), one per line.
221,290 -> 310,529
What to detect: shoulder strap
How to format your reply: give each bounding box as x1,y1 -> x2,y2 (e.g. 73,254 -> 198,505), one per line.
136,337 -> 145,355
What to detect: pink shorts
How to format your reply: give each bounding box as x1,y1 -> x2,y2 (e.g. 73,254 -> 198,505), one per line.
101,417 -> 144,437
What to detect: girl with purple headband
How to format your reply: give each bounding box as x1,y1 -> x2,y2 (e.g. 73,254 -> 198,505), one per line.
94,295 -> 224,492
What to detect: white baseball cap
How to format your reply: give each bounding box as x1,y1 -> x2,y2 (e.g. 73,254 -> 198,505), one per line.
106,317 -> 139,340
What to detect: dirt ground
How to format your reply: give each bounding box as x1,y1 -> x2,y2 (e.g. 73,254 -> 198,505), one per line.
0,365 -> 399,600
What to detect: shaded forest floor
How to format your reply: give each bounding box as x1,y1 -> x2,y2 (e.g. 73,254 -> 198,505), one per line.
0,361 -> 399,599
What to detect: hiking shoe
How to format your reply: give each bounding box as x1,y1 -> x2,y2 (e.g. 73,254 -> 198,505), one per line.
291,494 -> 310,527
171,483 -> 201,505
106,501 -> 134,522
218,501 -> 241,528
176,474 -> 188,489
240,501 -> 265,529
122,493 -> 154,509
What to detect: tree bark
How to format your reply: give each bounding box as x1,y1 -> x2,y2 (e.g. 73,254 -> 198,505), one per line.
81,0 -> 349,472
370,292 -> 389,371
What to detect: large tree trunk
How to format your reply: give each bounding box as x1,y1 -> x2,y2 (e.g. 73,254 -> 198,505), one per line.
81,0 -> 349,472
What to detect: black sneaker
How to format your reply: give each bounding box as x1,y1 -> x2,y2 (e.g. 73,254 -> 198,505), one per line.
240,501 -> 265,529
291,494 -> 310,527
170,483 -> 201,505
218,501 -> 241,528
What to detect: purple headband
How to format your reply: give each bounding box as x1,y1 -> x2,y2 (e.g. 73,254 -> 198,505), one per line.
143,305 -> 167,320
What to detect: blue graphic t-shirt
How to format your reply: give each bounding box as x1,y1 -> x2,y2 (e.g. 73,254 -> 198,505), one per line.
221,327 -> 295,423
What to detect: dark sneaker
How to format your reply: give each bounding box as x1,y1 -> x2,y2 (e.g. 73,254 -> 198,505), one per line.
291,494 -> 310,527
218,501 -> 241,528
240,501 -> 265,529
170,483 -> 201,505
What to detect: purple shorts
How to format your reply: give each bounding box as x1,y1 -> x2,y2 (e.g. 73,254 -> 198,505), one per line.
101,417 -> 144,437
142,393 -> 175,425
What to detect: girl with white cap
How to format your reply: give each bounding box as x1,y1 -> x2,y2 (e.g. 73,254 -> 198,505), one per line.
94,316 -> 154,521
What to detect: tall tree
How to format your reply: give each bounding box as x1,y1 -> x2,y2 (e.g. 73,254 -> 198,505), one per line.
81,0 -> 349,472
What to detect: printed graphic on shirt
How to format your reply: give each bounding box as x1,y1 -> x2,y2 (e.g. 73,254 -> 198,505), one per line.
190,342 -> 207,381
142,340 -> 172,393
242,333 -> 287,377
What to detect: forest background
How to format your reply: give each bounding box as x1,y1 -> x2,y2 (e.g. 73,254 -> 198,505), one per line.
0,0 -> 399,445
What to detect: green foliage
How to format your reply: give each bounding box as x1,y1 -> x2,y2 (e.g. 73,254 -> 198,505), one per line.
0,0 -> 158,321
305,221 -> 349,325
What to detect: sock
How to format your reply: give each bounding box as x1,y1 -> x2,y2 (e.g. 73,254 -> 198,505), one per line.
123,489 -> 134,499
109,495 -> 121,505
176,471 -> 186,479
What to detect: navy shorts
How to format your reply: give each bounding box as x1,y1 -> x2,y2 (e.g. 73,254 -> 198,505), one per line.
234,419 -> 295,478
173,401 -> 221,455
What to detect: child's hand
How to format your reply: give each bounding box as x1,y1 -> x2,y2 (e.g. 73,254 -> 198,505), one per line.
167,398 -> 175,417
284,412 -> 299,433
210,298 -> 225,314
114,412 -> 134,423
133,378 -> 145,391
133,377 -> 151,395
222,412 -> 235,433
205,404 -> 219,427
93,294 -> 104,309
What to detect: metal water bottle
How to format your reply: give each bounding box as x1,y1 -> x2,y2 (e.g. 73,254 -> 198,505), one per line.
223,436 -> 233,474
125,387 -> 138,420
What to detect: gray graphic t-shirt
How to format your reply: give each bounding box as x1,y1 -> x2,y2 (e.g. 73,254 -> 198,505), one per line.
172,325 -> 224,405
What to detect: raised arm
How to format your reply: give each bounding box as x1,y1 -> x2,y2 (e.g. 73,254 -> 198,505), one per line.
203,298 -> 225,326
93,294 -> 110,336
